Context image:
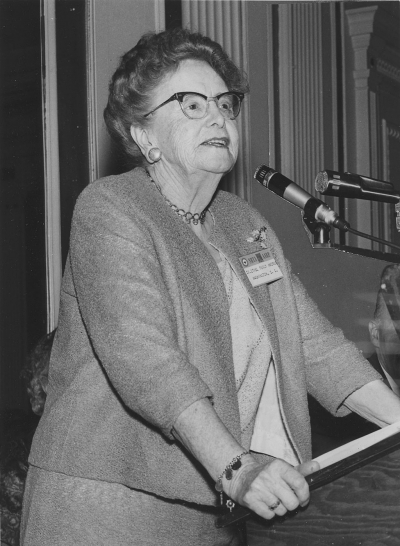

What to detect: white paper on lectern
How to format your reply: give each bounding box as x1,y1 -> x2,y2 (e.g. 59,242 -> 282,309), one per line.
313,420 -> 400,470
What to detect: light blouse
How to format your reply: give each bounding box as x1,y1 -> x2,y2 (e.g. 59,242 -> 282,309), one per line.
217,254 -> 299,466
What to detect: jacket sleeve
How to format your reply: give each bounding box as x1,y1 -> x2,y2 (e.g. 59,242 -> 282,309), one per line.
290,268 -> 383,417
69,185 -> 212,439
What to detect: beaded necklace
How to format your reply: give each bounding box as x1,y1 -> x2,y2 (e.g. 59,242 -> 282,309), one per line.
145,169 -> 207,225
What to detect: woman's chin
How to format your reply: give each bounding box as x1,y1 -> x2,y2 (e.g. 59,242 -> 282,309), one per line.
197,151 -> 237,175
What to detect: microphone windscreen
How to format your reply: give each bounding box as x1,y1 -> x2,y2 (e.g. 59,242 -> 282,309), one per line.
315,171 -> 329,193
254,164 -> 274,184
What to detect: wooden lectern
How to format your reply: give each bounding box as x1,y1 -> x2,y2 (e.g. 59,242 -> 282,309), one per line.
251,447 -> 400,545
218,423 -> 400,544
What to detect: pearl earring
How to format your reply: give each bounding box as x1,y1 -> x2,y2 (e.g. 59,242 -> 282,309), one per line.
148,147 -> 162,163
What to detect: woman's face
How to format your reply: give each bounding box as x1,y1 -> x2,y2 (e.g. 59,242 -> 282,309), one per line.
145,59 -> 240,179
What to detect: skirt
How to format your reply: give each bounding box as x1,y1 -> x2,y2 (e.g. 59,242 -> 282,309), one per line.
20,465 -> 245,546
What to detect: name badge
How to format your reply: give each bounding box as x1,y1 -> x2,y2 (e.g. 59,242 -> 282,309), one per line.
240,250 -> 283,287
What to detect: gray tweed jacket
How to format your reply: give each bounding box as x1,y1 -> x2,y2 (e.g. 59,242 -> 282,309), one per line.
29,167 -> 380,505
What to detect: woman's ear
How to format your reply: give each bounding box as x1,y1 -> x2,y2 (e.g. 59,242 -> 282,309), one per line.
369,319 -> 381,349
130,125 -> 152,157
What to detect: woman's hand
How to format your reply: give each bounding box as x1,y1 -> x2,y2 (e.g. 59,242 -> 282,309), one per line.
172,398 -> 320,520
227,457 -> 320,520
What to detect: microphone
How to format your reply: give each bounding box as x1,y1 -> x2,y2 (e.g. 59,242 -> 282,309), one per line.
254,165 -> 349,231
315,170 -> 400,204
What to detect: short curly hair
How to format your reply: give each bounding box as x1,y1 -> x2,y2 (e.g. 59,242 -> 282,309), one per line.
20,330 -> 56,416
104,27 -> 249,167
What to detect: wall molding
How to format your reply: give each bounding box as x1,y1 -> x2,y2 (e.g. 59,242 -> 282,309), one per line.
155,0 -> 165,32
345,5 -> 400,251
347,6 -> 400,86
41,0 -> 62,330
278,4 -> 294,181
278,3 -> 334,196
376,58 -> 400,84
387,125 -> 400,141
345,6 -> 377,246
86,0 -> 99,182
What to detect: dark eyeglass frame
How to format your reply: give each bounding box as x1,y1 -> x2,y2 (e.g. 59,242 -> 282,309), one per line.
143,91 -> 244,120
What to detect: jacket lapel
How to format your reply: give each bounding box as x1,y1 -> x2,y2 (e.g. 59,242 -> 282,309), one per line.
208,213 -> 283,371
208,197 -> 307,461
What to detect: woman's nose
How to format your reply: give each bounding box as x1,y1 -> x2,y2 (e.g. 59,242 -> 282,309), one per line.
206,99 -> 226,126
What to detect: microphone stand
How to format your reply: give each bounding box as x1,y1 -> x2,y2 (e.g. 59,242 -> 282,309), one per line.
301,213 -> 400,256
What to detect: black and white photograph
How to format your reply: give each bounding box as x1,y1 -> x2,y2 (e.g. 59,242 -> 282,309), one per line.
1,1 -> 400,545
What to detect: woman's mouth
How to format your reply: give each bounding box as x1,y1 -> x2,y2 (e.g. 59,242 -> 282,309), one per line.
201,137 -> 229,147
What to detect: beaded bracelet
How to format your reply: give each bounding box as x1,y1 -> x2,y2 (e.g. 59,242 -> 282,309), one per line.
215,451 -> 250,508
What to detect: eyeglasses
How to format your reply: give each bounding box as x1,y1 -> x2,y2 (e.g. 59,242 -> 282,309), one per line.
143,91 -> 244,120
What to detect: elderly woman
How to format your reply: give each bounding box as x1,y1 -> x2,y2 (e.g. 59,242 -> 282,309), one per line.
21,28 -> 400,546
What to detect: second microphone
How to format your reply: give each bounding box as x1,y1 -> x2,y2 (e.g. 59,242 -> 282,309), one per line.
253,165 -> 349,232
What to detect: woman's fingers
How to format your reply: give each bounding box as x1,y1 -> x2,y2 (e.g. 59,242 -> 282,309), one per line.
251,499 -> 286,520
235,458 -> 311,519
296,459 -> 320,477
277,463 -> 310,508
